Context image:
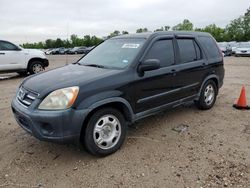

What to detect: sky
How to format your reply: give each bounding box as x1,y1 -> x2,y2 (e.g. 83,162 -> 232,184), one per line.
0,0 -> 249,44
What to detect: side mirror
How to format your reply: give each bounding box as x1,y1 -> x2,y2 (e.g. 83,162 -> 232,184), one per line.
138,59 -> 160,73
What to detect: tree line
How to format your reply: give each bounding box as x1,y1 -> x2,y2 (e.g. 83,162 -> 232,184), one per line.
22,7 -> 250,49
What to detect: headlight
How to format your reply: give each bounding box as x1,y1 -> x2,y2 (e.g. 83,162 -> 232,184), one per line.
38,86 -> 79,110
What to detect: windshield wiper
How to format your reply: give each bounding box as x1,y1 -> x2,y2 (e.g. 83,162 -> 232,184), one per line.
84,64 -> 105,68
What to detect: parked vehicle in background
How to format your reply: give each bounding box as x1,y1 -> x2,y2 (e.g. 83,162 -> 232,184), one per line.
228,42 -> 240,55
75,46 -> 87,54
235,42 -> 250,57
67,47 -> 81,54
67,46 -> 93,54
11,31 -> 224,156
83,46 -> 95,54
0,40 -> 49,75
51,47 -> 67,55
217,42 -> 232,56
45,49 -> 54,55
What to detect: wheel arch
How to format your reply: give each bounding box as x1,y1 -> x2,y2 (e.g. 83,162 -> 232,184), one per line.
79,98 -> 135,142
27,58 -> 48,69
197,75 -> 219,98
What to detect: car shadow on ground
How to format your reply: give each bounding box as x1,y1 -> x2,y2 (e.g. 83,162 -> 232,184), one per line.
0,73 -> 25,80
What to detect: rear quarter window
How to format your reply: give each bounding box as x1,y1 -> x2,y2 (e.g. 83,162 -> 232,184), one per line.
198,36 -> 221,58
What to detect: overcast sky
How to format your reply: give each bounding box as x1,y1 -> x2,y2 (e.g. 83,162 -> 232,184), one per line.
0,0 -> 249,44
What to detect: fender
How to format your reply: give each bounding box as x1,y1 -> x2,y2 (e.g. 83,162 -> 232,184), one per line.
28,57 -> 49,68
197,74 -> 219,98
76,91 -> 135,121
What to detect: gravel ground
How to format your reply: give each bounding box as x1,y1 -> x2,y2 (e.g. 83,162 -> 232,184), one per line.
0,55 -> 249,188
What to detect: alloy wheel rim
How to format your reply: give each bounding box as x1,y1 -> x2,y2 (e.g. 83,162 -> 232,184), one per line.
204,84 -> 215,105
33,64 -> 44,73
93,114 -> 121,150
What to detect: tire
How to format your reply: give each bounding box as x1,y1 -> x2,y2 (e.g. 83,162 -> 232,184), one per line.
83,108 -> 127,157
29,61 -> 44,74
195,80 -> 218,110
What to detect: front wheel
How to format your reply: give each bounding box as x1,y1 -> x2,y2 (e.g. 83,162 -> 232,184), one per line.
195,80 -> 218,110
83,108 -> 127,157
29,61 -> 44,74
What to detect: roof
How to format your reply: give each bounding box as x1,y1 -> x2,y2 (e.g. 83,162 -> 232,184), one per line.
112,31 -> 211,39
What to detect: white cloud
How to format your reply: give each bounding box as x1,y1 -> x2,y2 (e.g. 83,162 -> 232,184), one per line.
0,0 -> 249,43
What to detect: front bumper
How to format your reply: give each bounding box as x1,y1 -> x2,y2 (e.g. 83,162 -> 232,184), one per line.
11,98 -> 88,144
235,52 -> 250,56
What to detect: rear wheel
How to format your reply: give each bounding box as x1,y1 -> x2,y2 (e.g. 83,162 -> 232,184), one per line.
195,80 -> 218,110
29,61 -> 44,74
83,108 -> 127,157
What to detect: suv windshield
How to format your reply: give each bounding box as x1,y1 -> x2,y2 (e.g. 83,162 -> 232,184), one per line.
78,38 -> 145,69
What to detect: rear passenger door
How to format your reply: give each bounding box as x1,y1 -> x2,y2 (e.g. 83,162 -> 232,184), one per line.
171,36 -> 207,100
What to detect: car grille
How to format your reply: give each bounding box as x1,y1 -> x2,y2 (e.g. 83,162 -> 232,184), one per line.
17,87 -> 39,108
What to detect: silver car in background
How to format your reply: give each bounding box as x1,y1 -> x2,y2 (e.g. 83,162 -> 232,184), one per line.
235,42 -> 250,57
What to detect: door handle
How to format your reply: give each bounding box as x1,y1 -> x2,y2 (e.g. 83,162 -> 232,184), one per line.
0,52 -> 5,55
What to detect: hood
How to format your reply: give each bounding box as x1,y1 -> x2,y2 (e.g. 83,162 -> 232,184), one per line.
22,64 -> 120,97
23,48 -> 44,54
22,48 -> 46,58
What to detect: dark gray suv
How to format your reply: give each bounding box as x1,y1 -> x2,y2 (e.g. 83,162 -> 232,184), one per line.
12,31 -> 224,156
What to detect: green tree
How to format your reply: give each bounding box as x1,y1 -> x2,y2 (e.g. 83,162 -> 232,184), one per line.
243,7 -> 250,41
54,38 -> 63,48
154,27 -> 164,32
154,25 -> 170,32
45,39 -> 54,48
225,17 -> 245,41
83,35 -> 91,46
172,19 -> 193,31
108,30 -> 121,38
225,7 -> 250,41
136,28 -> 148,33
196,24 -> 226,42
122,31 -> 129,34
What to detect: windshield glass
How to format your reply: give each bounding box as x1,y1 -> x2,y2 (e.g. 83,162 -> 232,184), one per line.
239,43 -> 250,48
78,38 -> 145,69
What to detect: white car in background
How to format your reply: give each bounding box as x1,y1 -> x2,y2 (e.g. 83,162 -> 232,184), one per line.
0,40 -> 49,75
235,42 -> 250,57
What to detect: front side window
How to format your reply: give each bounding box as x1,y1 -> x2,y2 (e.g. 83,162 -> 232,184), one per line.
78,38 -> 145,69
144,39 -> 175,67
0,41 -> 18,51
177,39 -> 198,63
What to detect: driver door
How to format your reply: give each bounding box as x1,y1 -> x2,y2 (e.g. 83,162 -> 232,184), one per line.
134,36 -> 178,113
0,40 -> 25,71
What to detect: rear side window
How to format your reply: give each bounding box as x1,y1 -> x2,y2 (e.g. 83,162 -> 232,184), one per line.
144,39 -> 174,67
177,39 -> 200,63
198,36 -> 221,58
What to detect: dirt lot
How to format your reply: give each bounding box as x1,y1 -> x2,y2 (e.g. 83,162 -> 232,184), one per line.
0,55 -> 249,188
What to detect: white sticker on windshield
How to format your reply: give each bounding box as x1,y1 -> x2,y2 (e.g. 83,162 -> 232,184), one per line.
122,43 -> 140,49
122,60 -> 129,64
